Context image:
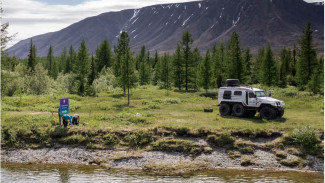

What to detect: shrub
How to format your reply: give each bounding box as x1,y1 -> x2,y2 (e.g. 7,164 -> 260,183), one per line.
164,98 -> 180,104
124,131 -> 154,148
207,133 -> 235,147
103,133 -> 118,146
292,126 -> 319,150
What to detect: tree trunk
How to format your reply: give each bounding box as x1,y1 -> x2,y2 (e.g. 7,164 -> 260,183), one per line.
127,87 -> 130,106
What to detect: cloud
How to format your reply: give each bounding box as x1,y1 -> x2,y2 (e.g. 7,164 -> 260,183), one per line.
3,0 -> 199,47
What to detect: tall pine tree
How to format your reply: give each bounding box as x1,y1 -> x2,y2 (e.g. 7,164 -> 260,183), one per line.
227,32 -> 242,81
191,47 -> 201,90
297,21 -> 318,89
242,48 -> 252,83
160,54 -> 172,89
88,53 -> 96,85
117,32 -> 137,105
96,40 -> 112,73
46,45 -> 54,78
27,39 -> 37,73
197,50 -> 213,94
59,47 -> 67,73
251,47 -> 264,84
261,44 -> 278,86
75,40 -> 90,95
215,41 -> 225,87
138,45 -> 150,85
173,44 -> 183,90
180,31 -> 194,91
65,45 -> 76,74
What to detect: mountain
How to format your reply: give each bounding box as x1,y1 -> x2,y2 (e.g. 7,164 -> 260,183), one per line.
8,0 -> 324,58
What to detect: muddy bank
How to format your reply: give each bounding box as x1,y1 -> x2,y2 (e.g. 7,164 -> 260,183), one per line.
2,145 -> 323,175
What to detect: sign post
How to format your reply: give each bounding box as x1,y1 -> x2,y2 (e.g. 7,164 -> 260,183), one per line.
60,98 -> 69,126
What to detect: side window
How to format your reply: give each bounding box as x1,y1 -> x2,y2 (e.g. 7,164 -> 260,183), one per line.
234,91 -> 242,95
223,90 -> 231,99
249,92 -> 255,98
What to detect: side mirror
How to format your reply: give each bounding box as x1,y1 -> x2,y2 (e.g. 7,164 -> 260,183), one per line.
254,94 -> 257,98
268,92 -> 272,97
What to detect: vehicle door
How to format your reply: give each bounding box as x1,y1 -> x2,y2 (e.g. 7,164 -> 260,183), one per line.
247,92 -> 257,106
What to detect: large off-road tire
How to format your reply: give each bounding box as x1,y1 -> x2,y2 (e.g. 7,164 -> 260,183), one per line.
232,103 -> 246,117
219,103 -> 231,116
277,108 -> 284,118
245,110 -> 257,117
260,106 -> 277,120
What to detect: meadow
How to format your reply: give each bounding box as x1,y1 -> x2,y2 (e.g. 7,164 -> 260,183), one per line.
2,85 -> 323,131
1,85 -> 323,159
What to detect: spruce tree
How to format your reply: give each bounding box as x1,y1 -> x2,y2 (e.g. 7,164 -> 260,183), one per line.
96,40 -> 112,73
278,47 -> 292,87
153,51 -> 159,69
117,32 -> 137,105
180,30 -> 194,91
88,53 -> 96,85
152,55 -> 161,86
251,47 -> 264,84
197,50 -> 213,94
160,53 -> 172,89
65,45 -> 76,74
46,45 -> 54,78
290,45 -> 297,77
261,44 -> 278,86
308,67 -> 321,94
216,41 -> 225,87
297,21 -> 317,89
59,47 -> 67,73
227,32 -> 242,81
75,40 -> 90,95
52,58 -> 58,79
191,47 -> 201,90
173,44 -> 183,90
242,48 -> 252,83
138,45 -> 150,85
27,39 -> 37,73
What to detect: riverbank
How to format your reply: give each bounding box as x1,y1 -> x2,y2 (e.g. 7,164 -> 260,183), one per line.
2,138 -> 323,175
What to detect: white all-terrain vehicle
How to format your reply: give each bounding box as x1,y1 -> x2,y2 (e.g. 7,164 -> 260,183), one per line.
218,79 -> 284,119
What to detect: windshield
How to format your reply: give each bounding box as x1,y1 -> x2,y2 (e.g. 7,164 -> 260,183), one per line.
255,91 -> 266,97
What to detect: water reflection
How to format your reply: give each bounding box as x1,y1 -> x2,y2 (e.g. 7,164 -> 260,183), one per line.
1,163 -> 323,183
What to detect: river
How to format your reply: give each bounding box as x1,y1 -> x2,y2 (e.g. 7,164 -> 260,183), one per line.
1,163 -> 323,183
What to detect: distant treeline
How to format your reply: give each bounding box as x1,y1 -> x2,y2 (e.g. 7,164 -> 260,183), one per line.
1,21 -> 323,102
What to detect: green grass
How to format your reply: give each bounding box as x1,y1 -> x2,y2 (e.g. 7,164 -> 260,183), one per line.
1,85 -> 323,150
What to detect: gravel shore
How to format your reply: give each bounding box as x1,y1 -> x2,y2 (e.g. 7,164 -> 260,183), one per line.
1,146 -> 323,173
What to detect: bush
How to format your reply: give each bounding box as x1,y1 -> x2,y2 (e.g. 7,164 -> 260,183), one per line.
124,131 -> 154,148
92,67 -> 117,94
164,98 -> 180,104
207,134 -> 235,147
103,133 -> 118,146
292,126 -> 319,150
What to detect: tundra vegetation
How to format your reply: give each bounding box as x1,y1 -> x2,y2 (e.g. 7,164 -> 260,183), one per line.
1,21 -> 324,172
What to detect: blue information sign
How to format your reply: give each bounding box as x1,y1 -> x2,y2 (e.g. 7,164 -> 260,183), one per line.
60,98 -> 69,115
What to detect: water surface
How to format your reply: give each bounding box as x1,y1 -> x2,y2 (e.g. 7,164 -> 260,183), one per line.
1,162 -> 323,183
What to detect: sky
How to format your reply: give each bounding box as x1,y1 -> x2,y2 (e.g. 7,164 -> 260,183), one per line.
2,0 -> 324,48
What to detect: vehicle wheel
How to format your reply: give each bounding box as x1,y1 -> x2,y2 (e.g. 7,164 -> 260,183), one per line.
232,103 -> 246,117
277,108 -> 284,118
219,103 -> 231,116
260,106 -> 276,120
246,110 -> 256,117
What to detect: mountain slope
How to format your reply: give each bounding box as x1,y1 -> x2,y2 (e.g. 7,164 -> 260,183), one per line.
8,0 -> 324,58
